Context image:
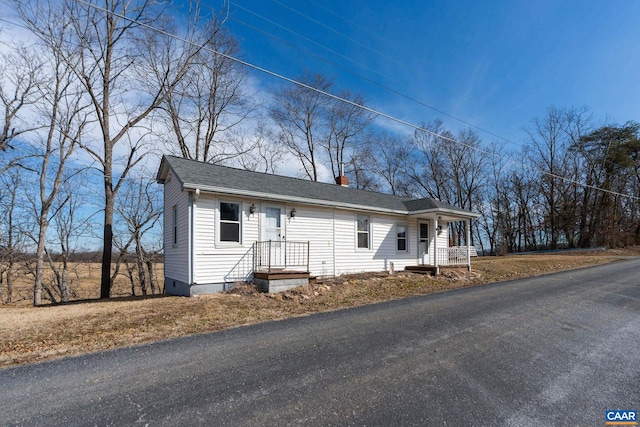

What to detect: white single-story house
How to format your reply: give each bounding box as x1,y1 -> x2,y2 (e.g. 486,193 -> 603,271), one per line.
156,155 -> 480,296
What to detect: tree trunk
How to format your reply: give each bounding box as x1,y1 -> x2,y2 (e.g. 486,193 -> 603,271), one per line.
146,260 -> 157,295
125,262 -> 136,297
60,255 -> 69,303
135,239 -> 147,295
100,225 -> 113,298
7,267 -> 12,304
33,216 -> 48,306
100,161 -> 115,299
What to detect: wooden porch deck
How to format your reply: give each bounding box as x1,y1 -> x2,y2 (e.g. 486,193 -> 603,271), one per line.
253,270 -> 312,281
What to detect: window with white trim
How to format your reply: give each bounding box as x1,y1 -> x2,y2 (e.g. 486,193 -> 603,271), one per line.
219,202 -> 241,242
357,214 -> 370,249
397,224 -> 407,252
172,205 -> 178,246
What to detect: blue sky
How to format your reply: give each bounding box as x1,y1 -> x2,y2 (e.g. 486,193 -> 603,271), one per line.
215,0 -> 640,146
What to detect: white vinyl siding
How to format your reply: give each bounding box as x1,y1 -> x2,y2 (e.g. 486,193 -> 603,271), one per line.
334,211 -> 417,275
163,173 -> 189,284
194,196 -> 216,254
285,205 -> 335,278
164,187 -> 444,288
193,196 -> 258,284
436,221 -> 450,254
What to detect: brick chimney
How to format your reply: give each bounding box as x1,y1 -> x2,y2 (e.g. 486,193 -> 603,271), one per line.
335,162 -> 349,187
335,175 -> 349,187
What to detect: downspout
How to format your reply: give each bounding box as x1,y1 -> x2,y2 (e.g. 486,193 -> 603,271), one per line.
189,189 -> 199,288
187,191 -> 193,287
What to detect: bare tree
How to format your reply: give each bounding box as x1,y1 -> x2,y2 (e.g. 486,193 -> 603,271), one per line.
525,107 -> 570,249
442,129 -> 487,246
42,180 -> 90,303
270,72 -> 332,181
16,0 -> 215,298
0,170 -> 30,303
345,142 -> 380,191
153,13 -> 250,163
0,43 -> 43,152
409,120 -> 456,201
324,90 -> 374,181
114,178 -> 162,295
25,40 -> 88,306
370,133 -> 411,195
270,72 -> 373,182
233,121 -> 283,173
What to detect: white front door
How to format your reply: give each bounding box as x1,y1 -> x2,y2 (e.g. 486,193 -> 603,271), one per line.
418,222 -> 429,264
264,207 -> 284,267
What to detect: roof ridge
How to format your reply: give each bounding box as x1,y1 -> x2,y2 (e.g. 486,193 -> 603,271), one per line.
165,155 -> 413,200
159,155 -> 478,217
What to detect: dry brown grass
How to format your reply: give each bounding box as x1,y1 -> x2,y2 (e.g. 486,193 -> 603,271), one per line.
2,262 -> 164,304
1,249 -> 638,367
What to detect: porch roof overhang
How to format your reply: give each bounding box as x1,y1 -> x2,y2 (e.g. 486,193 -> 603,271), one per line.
407,208 -> 481,221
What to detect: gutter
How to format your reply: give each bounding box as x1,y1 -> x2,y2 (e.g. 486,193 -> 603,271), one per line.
407,208 -> 482,219
180,182 -> 411,216
180,182 -> 479,218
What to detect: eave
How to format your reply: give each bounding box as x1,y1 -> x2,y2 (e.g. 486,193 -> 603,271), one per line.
180,182 -> 480,219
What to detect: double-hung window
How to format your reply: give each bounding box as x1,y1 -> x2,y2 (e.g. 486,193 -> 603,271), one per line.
357,214 -> 370,249
397,224 -> 407,252
220,202 -> 241,243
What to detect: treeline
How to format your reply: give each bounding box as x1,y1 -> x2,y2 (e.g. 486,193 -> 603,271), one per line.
1,1 -> 639,305
257,83 -> 640,254
384,110 -> 640,254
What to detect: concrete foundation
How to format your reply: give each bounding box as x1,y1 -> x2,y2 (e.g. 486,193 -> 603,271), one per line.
252,271 -> 311,293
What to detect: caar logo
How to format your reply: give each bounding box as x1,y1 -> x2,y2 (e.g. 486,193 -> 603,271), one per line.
606,410 -> 638,426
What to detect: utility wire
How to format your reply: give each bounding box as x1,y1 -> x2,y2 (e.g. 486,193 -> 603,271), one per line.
266,0 -> 401,68
227,0 -> 391,82
306,0 -> 413,59
230,2 -> 517,146
20,1 -> 640,201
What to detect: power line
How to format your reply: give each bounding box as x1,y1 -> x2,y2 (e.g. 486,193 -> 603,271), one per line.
229,2 -> 518,146
306,0 -> 413,59
266,0 -> 401,68
227,0 -> 391,83
18,1 -> 640,201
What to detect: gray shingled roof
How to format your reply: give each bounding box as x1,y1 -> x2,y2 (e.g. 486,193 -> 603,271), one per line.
157,155 -> 478,217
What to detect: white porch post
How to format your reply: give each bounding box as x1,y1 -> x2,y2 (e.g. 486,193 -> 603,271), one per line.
433,214 -> 438,271
466,218 -> 471,271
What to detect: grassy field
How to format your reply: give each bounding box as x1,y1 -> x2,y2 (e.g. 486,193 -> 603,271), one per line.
1,262 -> 164,304
1,249 -> 637,367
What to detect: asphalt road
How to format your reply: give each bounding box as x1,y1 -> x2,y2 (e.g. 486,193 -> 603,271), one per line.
2,259 -> 639,426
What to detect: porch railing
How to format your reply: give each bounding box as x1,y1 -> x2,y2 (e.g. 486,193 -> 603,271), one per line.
253,240 -> 310,272
437,246 -> 477,266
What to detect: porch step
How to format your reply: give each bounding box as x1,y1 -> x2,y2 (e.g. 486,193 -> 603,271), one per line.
405,265 -> 439,276
253,270 -> 311,293
253,270 -> 311,281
